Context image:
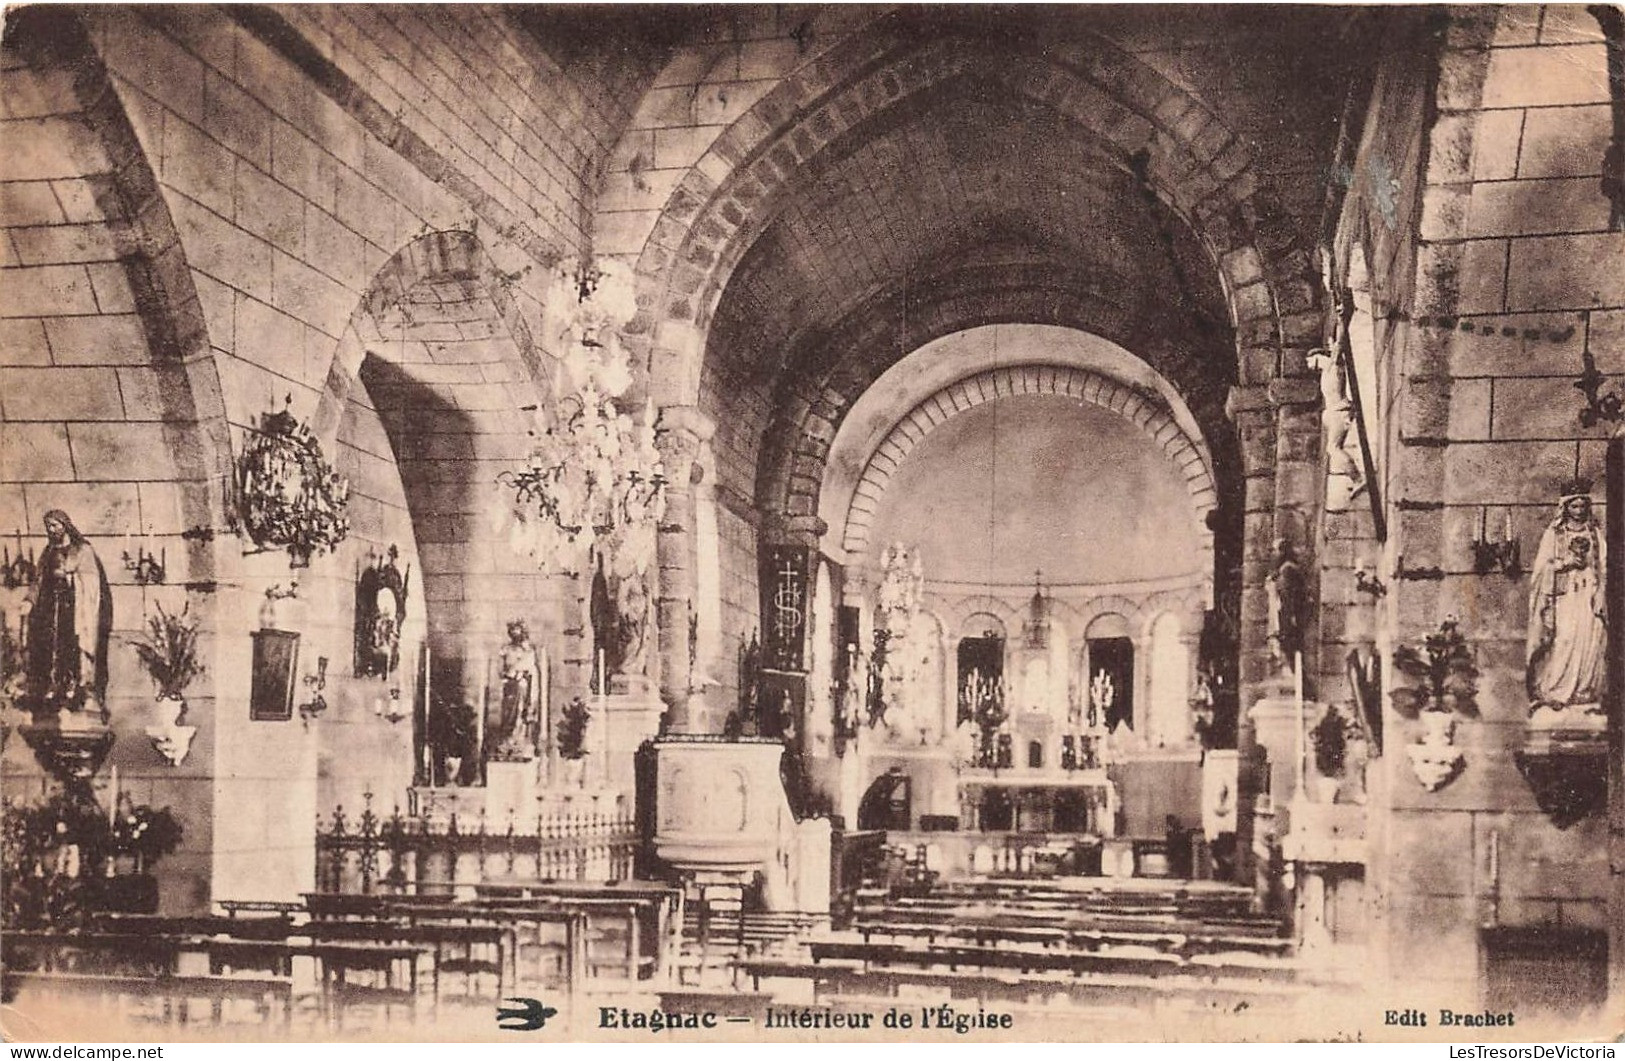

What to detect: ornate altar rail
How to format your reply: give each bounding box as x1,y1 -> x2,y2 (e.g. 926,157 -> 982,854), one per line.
315,797 -> 638,895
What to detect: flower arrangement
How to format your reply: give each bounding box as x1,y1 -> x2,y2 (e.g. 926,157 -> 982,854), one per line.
2,793 -> 184,926
236,397 -> 351,565
1391,615 -> 1479,718
557,696 -> 591,760
130,602 -> 204,701
109,795 -> 183,866
1311,703 -> 1355,777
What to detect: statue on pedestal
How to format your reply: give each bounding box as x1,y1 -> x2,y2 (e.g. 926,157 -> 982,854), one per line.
21,511 -> 112,722
494,620 -> 543,760
1266,537 -> 1305,672
1526,481 -> 1606,718
616,574 -> 652,679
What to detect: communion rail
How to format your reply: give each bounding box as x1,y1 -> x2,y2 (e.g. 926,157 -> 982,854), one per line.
315,801 -> 639,896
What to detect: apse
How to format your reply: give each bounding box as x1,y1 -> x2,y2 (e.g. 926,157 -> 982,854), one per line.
861,395 -> 1204,588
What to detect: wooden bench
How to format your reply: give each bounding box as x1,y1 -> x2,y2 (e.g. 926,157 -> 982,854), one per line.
808,938 -> 1294,983
219,899 -> 306,919
304,918 -> 507,999
4,930 -> 188,977
361,901 -> 585,995
2,969 -> 293,1027
93,913 -> 298,941
738,957 -> 1308,1007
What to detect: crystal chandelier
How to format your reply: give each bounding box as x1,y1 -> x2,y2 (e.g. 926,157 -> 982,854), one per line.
499,259 -> 665,578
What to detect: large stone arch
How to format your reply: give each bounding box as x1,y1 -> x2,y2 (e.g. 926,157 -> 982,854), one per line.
310,229 -> 549,446
307,229 -> 574,715
628,12 -> 1311,407
838,366 -> 1216,574
756,265 -> 1241,538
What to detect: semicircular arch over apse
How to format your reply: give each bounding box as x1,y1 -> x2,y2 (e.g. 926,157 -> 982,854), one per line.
822,330 -> 1217,601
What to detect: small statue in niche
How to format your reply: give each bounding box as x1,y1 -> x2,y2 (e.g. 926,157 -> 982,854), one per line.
21,510 -> 112,721
354,544 -> 409,679
616,573 -> 652,678
738,632 -> 762,726
1526,480 -> 1606,717
495,620 -> 544,760
1266,537 -> 1306,671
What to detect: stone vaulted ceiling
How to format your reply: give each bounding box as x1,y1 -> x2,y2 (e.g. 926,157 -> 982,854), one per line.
700,5 -> 1377,390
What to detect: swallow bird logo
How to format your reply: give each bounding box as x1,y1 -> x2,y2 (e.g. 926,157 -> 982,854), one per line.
497,996 -> 558,1031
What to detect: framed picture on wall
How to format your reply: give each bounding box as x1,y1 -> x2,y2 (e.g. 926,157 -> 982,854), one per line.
250,629 -> 300,721
1347,647 -> 1382,753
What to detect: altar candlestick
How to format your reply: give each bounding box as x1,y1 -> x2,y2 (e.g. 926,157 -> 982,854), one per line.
109,766 -> 119,826
475,653 -> 487,766
1478,506 -> 1487,541
1293,652 -> 1306,797
1503,508 -> 1512,542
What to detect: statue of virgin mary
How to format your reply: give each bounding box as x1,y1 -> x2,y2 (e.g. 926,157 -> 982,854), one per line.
1526,481 -> 1606,715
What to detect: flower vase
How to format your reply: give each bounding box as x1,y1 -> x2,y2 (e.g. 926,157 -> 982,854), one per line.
564,757 -> 587,789
1419,711 -> 1454,746
145,696 -> 197,767
1408,712 -> 1465,791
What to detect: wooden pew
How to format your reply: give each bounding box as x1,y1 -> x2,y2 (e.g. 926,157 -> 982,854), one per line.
303,918 -> 507,1000
807,938 -> 1297,984
365,901 -> 585,998
2,970 -> 293,1027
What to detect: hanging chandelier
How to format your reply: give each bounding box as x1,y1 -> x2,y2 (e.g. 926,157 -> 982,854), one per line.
235,397 -> 351,567
499,259 -> 665,578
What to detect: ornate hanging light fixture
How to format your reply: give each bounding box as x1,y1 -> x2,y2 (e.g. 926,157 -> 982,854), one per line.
499,260 -> 665,579
234,396 -> 351,567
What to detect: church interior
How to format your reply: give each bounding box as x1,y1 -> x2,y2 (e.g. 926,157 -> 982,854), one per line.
1,3 -> 1623,1040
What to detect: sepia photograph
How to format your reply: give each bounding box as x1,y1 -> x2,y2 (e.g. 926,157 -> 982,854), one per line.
0,1 -> 1622,1045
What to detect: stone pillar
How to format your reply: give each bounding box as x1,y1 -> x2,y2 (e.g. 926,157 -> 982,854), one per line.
1227,384 -> 1278,882
1607,431 -> 1625,1006
654,406 -> 714,733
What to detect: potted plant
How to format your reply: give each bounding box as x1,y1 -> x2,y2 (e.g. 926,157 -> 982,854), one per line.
558,696 -> 591,785
1309,704 -> 1352,802
131,603 -> 203,766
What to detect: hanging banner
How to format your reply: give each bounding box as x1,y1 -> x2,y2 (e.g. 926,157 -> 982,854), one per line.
759,544 -> 812,672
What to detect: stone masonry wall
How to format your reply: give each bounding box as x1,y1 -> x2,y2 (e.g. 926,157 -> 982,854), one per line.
1351,4 -> 1620,1006
1,6 -> 639,907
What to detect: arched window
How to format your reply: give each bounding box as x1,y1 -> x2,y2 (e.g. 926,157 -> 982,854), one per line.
1083,613 -> 1133,732
1146,612 -> 1190,747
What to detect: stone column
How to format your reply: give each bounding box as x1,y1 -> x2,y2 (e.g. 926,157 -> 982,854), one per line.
1227,383 -> 1279,882
654,406 -> 714,733
1607,431 -> 1625,1004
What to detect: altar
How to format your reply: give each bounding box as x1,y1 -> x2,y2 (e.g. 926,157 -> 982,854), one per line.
957,766 -> 1118,836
